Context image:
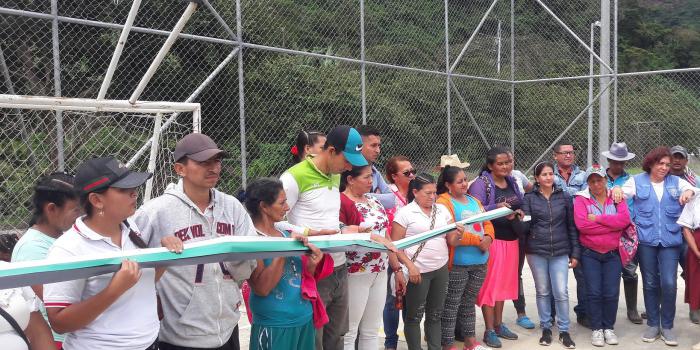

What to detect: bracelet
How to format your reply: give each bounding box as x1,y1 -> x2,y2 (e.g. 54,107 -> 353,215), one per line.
392,265 -> 402,273
303,227 -> 310,237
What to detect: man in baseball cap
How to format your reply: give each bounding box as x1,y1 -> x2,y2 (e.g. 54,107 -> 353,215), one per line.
279,125 -> 367,349
670,145 -> 697,187
134,133 -> 256,350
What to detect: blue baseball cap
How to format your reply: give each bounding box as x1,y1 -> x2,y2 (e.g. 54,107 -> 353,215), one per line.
326,125 -> 368,166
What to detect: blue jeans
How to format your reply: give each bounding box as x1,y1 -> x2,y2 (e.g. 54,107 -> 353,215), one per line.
527,254 -> 571,332
383,269 -> 400,348
573,265 -> 587,319
637,244 -> 682,329
581,248 -> 622,330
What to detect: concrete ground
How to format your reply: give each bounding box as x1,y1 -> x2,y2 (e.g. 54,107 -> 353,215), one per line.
238,264 -> 699,349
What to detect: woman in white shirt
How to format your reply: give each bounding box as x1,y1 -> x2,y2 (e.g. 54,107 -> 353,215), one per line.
678,195 -> 700,350
44,157 -> 182,350
0,262 -> 55,350
391,173 -> 464,350
612,147 -> 697,345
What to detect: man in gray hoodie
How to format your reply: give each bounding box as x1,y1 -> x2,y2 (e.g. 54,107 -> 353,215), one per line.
134,133 -> 256,350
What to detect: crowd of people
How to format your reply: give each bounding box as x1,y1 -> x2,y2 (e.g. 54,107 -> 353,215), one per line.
0,124 -> 699,350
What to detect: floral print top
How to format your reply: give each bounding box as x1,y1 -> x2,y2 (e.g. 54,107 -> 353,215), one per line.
346,195 -> 390,274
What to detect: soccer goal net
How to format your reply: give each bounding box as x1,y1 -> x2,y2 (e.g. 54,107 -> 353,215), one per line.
0,95 -> 201,234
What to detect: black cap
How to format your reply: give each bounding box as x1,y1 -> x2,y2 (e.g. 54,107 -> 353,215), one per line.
173,133 -> 227,162
75,157 -> 152,195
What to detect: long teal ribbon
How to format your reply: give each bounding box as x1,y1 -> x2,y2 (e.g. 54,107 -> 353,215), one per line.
0,207 -> 512,289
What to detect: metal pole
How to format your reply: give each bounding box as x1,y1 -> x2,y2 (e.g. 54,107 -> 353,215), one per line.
444,0 -> 451,154
126,48 -> 238,167
51,0 -> 64,171
0,45 -> 36,168
144,113 -> 162,202
510,0 -> 515,152
98,0 -> 142,100
588,21 -> 600,168
236,0 -> 248,188
533,0 -> 613,73
496,20 -> 501,75
193,107 -> 201,133
129,2 -> 198,104
360,0 -> 367,125
0,7 -> 514,84
202,0 -> 236,40
613,0 -> 619,142
527,79 -> 616,174
450,80 -> 490,149
514,66 -> 700,83
450,0 -> 500,73
599,0 -> 611,166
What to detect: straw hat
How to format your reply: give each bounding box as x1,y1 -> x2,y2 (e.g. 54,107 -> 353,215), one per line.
436,154 -> 470,170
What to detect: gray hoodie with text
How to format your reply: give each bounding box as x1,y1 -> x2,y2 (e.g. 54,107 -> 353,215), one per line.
133,180 -> 256,348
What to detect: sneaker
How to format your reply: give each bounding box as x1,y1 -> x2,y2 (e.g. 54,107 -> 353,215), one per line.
539,329 -> 553,346
641,326 -> 659,342
591,329 -> 605,347
660,328 -> 678,346
495,324 -> 518,340
483,330 -> 502,348
465,342 -> 493,350
690,309 -> 700,324
693,341 -> 700,350
559,332 -> 576,349
516,315 -> 536,329
603,329 -> 619,345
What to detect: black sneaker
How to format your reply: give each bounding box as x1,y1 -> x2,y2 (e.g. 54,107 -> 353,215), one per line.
539,328 -> 552,346
559,331 -> 576,349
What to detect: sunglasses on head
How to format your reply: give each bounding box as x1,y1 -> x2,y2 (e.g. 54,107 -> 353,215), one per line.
402,169 -> 417,177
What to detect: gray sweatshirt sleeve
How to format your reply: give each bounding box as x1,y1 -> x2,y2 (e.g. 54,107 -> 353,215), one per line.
225,197 -> 258,282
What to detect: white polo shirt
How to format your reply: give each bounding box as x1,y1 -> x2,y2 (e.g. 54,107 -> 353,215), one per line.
43,217 -> 159,350
393,202 -> 452,273
678,195 -> 700,230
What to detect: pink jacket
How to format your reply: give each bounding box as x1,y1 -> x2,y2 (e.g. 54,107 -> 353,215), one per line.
573,191 -> 631,254
301,253 -> 334,328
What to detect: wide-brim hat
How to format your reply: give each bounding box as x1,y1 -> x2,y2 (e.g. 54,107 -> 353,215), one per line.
435,154 -> 470,170
601,142 -> 635,161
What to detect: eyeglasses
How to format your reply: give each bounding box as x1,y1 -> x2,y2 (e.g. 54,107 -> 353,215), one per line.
402,169 -> 417,177
556,151 -> 575,156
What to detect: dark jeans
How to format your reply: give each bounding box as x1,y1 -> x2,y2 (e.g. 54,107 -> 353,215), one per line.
637,244 -> 682,329
315,264 -> 350,350
159,326 -> 239,350
581,248 -> 622,330
513,239 -> 527,314
383,269 -> 401,348
621,255 -> 639,282
573,264 -> 587,318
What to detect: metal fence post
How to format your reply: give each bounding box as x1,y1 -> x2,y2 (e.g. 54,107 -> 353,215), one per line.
613,0 -> 619,142
236,0 -> 248,188
510,0 -> 515,153
599,0 -> 611,166
444,0 -> 451,154
360,0 -> 367,125
51,0 -> 64,171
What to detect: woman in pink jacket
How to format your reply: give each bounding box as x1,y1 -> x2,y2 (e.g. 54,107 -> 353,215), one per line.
574,165 -> 631,347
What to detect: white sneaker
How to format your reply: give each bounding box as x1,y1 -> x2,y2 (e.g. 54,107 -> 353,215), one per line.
604,329 -> 619,345
591,329 -> 605,347
692,341 -> 700,350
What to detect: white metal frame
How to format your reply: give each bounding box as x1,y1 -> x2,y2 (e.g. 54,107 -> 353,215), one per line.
0,94 -> 202,201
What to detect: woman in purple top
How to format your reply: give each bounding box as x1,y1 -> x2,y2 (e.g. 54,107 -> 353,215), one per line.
468,146 -> 525,348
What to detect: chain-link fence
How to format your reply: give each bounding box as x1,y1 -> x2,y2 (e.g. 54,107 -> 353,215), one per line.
1,0 -> 698,231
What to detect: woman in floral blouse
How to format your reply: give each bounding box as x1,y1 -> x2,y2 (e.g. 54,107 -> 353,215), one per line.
340,165 -> 404,350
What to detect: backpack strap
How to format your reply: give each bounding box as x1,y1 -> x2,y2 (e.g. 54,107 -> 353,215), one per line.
0,306 -> 30,349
